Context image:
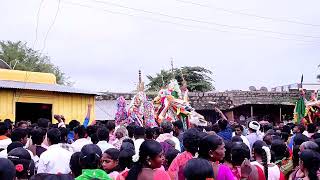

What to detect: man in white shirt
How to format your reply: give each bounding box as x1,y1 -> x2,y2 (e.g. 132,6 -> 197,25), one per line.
96,127 -> 114,153
156,121 -> 181,152
133,127 -> 145,162
71,125 -> 92,152
37,128 -> 73,174
0,122 -> 12,150
246,121 -> 263,149
233,124 -> 251,150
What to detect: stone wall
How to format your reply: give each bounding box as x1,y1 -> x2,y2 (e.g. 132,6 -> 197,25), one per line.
97,90 -> 300,111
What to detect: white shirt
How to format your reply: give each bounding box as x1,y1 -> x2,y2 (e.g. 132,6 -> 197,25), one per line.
133,138 -> 145,162
0,138 -> 12,150
71,138 -> 92,152
97,141 -> 115,153
37,144 -> 73,174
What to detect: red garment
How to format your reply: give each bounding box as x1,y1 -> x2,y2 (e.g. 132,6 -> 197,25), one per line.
254,165 -> 266,180
168,151 -> 193,180
0,135 -> 8,140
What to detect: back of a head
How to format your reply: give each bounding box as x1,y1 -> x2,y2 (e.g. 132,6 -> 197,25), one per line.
145,127 -> 154,140
97,127 -> 109,142
69,120 -> 80,131
183,128 -> 200,155
8,147 -> 35,179
231,142 -> 250,166
74,125 -> 86,139
134,127 -> 145,139
80,144 -> 102,169
31,128 -> 46,145
126,123 -> 137,138
106,121 -> 115,131
199,134 -> 223,159
38,118 -> 50,128
47,128 -> 61,145
0,122 -> 8,135
58,127 -> 69,143
307,124 -> 316,133
173,120 -> 184,130
0,158 -> 16,180
248,121 -> 260,132
271,139 -> 289,161
11,128 -> 28,142
138,140 -> 162,161
299,150 -> 320,180
218,119 -> 228,130
294,134 -> 309,146
297,124 -> 305,133
69,152 -> 82,178
184,158 -> 214,180
231,136 -> 243,143
161,121 -> 173,133
300,141 -> 319,152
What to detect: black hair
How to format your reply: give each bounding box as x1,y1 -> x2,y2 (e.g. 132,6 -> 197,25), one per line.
292,145 -> 300,168
11,128 -> 28,142
105,148 -> 120,160
161,121 -> 173,133
8,147 -> 35,178
17,121 -> 28,128
145,127 -> 154,140
47,128 -> 61,145
299,150 -> 320,180
183,128 -> 200,155
106,121 -> 116,132
271,139 -> 289,162
80,144 -> 102,169
134,127 -> 145,139
7,142 -> 24,153
97,127 -> 110,142
231,136 -> 243,143
297,124 -> 305,133
165,148 -> 179,170
218,119 -> 228,130
224,141 -> 233,163
301,141 -> 319,152
312,133 -> 320,140
184,158 -> 214,180
37,118 -> 50,128
126,140 -> 162,180
280,132 -> 289,142
231,142 -> 250,166
31,128 -> 46,145
0,122 -> 8,135
252,140 -> 269,180
126,123 -> 136,139
173,120 -> 184,130
122,138 -> 134,146
152,127 -> 161,139
119,149 -> 134,171
74,125 -> 87,139
69,152 -> 82,178
198,134 -> 223,160
307,124 -> 316,133
294,134 -> 309,146
234,124 -> 244,132
68,120 -> 80,131
282,125 -> 291,134
30,174 -> 74,180
0,158 -> 16,180
58,127 -> 69,144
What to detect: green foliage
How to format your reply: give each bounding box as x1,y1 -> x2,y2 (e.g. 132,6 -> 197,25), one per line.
0,41 -> 70,85
147,66 -> 214,92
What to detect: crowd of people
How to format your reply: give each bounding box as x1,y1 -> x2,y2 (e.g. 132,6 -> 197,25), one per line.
1,113 -> 320,180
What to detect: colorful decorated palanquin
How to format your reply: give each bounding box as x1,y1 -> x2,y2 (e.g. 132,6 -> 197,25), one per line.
293,88 -> 320,125
115,69 -> 206,129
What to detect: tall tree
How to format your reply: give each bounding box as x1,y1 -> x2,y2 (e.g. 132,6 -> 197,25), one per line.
147,66 -> 214,92
0,41 -> 70,85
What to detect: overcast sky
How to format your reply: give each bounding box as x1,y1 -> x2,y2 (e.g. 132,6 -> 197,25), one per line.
1,0 -> 320,92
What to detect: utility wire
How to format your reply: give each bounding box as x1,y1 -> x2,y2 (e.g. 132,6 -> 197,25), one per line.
174,0 -> 320,27
85,0 -> 320,39
63,1 -> 318,44
32,0 -> 45,49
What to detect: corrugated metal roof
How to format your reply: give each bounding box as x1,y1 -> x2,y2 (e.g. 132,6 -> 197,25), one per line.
0,80 -> 97,95
95,100 -> 130,120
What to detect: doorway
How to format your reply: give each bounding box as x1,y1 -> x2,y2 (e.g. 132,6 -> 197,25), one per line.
15,102 -> 52,124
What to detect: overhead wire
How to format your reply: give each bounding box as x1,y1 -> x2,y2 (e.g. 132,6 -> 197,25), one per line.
62,0 -> 318,44
174,0 -> 320,27
32,0 -> 45,49
84,0 -> 320,39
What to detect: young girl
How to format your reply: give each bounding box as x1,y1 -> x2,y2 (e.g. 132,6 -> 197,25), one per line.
102,148 -> 121,180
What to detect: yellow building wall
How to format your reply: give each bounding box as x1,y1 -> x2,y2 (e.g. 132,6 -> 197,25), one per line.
0,89 -> 95,124
0,69 -> 56,84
